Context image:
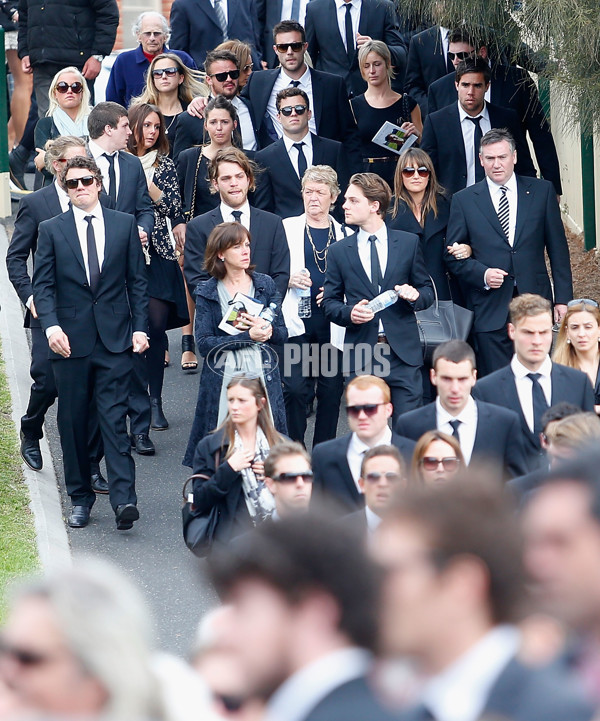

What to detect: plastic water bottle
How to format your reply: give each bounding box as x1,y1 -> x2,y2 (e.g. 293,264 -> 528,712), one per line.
260,302 -> 278,329
298,268 -> 312,319
366,289 -> 399,314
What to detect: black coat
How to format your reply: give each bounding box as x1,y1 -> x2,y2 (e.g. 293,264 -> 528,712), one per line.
404,26 -> 449,116
112,150 -> 155,237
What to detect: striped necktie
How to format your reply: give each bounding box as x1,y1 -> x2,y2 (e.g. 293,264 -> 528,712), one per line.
498,185 -> 510,241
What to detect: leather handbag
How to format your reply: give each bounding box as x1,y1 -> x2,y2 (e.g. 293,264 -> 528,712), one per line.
416,276 -> 474,364
182,450 -> 222,557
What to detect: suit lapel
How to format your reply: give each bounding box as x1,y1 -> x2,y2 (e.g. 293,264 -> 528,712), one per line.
344,235 -> 376,297
338,435 -> 361,502
99,208 -> 114,273
326,0 -> 348,63
513,176 -> 533,247
471,181 -> 510,243
484,657 -> 525,719
197,0 -> 221,31
381,232 -> 400,288
61,211 -> 87,276
310,69 -> 324,132
276,140 -> 301,185
472,400 -> 489,451
45,184 -> 63,217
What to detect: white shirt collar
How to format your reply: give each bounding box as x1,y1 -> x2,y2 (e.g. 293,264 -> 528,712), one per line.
510,354 -> 552,380
220,199 -> 250,218
436,395 -> 477,424
280,64 -> 311,86
72,201 -> 103,222
349,425 -> 392,455
486,172 -> 517,193
365,505 -> 382,532
282,130 -> 312,151
335,0 -> 359,9
54,180 -> 71,210
458,101 -> 489,124
357,224 -> 387,246
88,138 -> 115,159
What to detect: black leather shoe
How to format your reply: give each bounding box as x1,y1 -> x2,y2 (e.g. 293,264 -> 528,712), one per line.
68,505 -> 91,528
115,503 -> 139,530
150,397 -> 169,430
130,433 -> 155,455
9,144 -> 29,189
20,432 -> 42,471
91,469 -> 109,494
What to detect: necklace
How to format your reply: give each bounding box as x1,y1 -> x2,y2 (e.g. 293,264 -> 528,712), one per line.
305,220 -> 334,274
164,114 -> 178,135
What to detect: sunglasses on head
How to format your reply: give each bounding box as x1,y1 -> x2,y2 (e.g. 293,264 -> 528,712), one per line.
420,457 -> 460,471
447,50 -> 474,61
275,42 -> 305,52
65,175 -> 96,189
402,166 -> 430,178
346,403 -> 384,418
209,69 -> 240,82
152,67 -> 179,78
567,298 -> 599,308
56,81 -> 83,94
0,639 -> 52,667
364,471 -> 402,483
274,471 -> 314,483
279,104 -> 308,116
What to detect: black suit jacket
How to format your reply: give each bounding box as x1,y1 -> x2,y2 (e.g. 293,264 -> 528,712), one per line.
322,230 -> 434,368
404,26 -> 449,116
311,431 -> 415,514
420,101 -> 536,195
473,362 -> 595,470
255,0 -> 282,69
32,208 -> 148,360
394,398 -> 529,478
113,150 -> 154,236
427,65 -> 562,194
183,205 -> 290,298
445,175 -> 572,333
253,133 -> 348,217
303,674 -> 400,721
305,0 -> 406,98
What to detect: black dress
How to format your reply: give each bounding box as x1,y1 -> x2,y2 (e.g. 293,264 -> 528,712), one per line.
176,148 -> 218,219
350,93 -> 418,186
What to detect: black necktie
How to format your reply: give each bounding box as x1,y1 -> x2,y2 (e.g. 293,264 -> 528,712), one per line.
344,2 -> 354,65
368,235 -> 382,291
104,153 -> 117,204
527,372 -> 549,436
85,215 -> 100,294
289,80 -> 301,88
293,142 -> 307,179
468,116 -> 484,182
449,419 -> 461,441
231,210 -> 242,223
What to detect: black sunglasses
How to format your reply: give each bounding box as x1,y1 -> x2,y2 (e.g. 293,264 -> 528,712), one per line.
567,298 -> 599,308
152,67 -> 179,78
65,175 -> 96,189
420,457 -> 460,471
402,166 -> 430,178
364,472 -> 403,483
56,81 -> 83,94
0,639 -> 53,667
346,403 -> 384,418
275,42 -> 305,52
209,69 -> 240,82
447,50 -> 474,61
279,104 -> 308,116
274,471 -> 314,483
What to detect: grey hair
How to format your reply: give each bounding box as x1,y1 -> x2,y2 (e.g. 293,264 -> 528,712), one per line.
44,135 -> 88,175
480,127 -> 516,153
132,12 -> 170,44
9,557 -> 162,721
301,164 -> 340,204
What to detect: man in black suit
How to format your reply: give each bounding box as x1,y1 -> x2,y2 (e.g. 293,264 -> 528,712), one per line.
184,147 -> 290,298
208,516 -> 399,721
404,24 -> 454,117
263,440 -> 313,519
445,128 -> 572,375
311,375 -> 415,515
421,58 -> 536,196
256,0 -> 311,68
395,340 -> 528,479
242,20 -> 361,167
473,295 -> 594,471
373,481 -> 595,721
254,87 -> 347,217
427,29 -> 562,196
322,172 -> 433,417
305,0 -> 406,98
32,157 -> 148,531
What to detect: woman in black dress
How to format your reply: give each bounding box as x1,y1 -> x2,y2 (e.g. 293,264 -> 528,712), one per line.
127,103 -> 189,429
351,40 -> 422,186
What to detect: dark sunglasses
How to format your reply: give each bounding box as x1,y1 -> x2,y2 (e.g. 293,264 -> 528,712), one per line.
217,695 -> 245,713
346,403 -> 384,418
567,298 -> 599,308
274,471 -> 314,483
447,50 -> 474,61
364,472 -> 402,483
0,639 -> 52,667
243,63 -> 253,72
279,104 -> 308,116
209,69 -> 240,82
275,42 -> 305,52
65,175 -> 96,189
56,81 -> 83,94
152,67 -> 179,78
402,166 -> 430,178
420,457 -> 460,471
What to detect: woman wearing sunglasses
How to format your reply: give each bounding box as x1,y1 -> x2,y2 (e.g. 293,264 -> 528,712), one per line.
553,299 -> 600,414
411,430 -> 464,487
351,40 -> 422,186
34,67 -> 91,187
126,103 -> 189,430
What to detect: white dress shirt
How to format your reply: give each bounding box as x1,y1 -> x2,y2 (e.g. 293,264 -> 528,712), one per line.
267,65 -> 316,137
458,102 -> 491,187
511,354 -> 552,433
357,225 -> 388,283
365,505 -> 382,532
88,139 -> 121,199
231,96 -> 258,151
486,172 -> 518,247
439,26 -> 450,67
422,625 -> 521,721
435,395 -> 478,464
347,425 -> 392,491
280,0 -> 309,24
336,0 -> 361,53
282,130 -> 313,177
220,199 -> 251,230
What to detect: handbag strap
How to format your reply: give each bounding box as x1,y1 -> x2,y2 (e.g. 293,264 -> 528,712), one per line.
182,448 -> 221,502
427,274 -> 439,311
188,147 -> 204,221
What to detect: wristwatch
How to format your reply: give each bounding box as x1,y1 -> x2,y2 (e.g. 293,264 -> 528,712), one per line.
92,54 -> 104,62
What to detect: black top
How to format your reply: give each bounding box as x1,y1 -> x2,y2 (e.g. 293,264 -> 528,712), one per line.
304,226 -> 330,308
163,113 -> 180,159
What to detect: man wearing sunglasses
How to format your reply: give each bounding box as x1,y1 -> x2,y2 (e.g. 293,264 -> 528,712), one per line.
263,441 -> 313,519
32,156 -> 148,531
312,375 -> 415,515
395,340 -> 528,480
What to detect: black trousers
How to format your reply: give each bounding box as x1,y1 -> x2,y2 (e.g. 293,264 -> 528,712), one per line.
52,338 -> 136,511
474,328 -> 513,377
128,352 -> 151,435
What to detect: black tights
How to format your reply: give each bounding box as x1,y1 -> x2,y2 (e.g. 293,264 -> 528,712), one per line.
147,297 -> 170,399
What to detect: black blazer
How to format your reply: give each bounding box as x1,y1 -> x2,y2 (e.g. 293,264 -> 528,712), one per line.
445,175 -> 573,333
32,208 -> 148,359
303,675 -> 401,721
321,229 -> 434,368
305,0 -> 406,98
404,26 -> 449,116
114,150 -> 154,236
420,101 -> 536,196
253,133 -> 348,218
255,0 -> 282,69
394,398 -> 529,478
427,65 -> 562,195
311,431 -> 415,514
183,205 -> 290,298
473,362 -> 595,469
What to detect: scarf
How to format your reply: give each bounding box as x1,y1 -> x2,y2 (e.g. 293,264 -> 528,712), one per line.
52,107 -> 89,139
139,149 -> 158,183
234,427 -> 275,523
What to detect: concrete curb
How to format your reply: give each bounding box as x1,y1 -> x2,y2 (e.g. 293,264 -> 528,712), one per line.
0,221 -> 71,571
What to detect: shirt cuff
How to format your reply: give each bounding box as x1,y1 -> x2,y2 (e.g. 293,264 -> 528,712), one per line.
133,331 -> 149,339
45,325 -> 62,339
26,295 -> 33,309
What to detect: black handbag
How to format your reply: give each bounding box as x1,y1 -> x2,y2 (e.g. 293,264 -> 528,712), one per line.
182,450 -> 222,557
416,277 -> 474,364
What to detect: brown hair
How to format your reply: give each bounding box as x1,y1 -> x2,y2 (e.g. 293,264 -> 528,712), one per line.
360,445 -> 405,479
203,222 -> 255,279
392,147 -> 443,222
44,135 -> 88,175
346,375 -> 391,403
545,412 -> 600,449
60,155 -> 102,187
432,340 -> 476,370
410,430 -> 464,484
348,172 -> 391,218
276,86 -> 310,111
264,441 -> 311,480
208,147 -> 257,193
127,103 -> 169,159
552,301 -> 600,369
205,49 -> 239,75
509,294 -> 552,326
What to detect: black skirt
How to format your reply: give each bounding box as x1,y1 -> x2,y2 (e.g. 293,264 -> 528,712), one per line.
146,245 -> 190,330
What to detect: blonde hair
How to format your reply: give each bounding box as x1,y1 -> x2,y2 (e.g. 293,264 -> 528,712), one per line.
358,40 -> 395,83
545,413 -> 600,449
552,301 -> 600,368
509,294 -> 552,326
47,66 -> 91,123
301,164 -> 340,206
131,53 -> 208,108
